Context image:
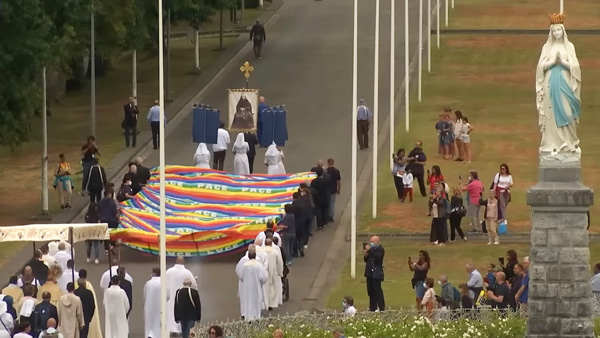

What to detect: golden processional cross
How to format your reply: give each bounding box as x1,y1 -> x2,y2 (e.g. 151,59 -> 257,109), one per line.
240,61 -> 254,88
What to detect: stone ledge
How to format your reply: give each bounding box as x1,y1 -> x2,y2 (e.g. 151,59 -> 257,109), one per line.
527,185 -> 594,207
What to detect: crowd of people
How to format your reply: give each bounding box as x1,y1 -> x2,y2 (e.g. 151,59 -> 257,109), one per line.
236,159 -> 341,321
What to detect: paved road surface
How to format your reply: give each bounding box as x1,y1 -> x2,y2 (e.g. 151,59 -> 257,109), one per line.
69,0 -> 426,334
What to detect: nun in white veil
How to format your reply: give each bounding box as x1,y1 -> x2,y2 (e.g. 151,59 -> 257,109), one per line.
535,17 -> 581,155
264,143 -> 286,174
194,143 -> 211,168
232,133 -> 250,174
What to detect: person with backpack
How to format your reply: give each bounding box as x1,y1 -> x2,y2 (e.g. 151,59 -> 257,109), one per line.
429,189 -> 448,246
116,175 -> 134,203
83,159 -> 107,204
40,318 -> 64,338
97,190 -> 119,256
249,20 -> 266,59
438,275 -> 460,309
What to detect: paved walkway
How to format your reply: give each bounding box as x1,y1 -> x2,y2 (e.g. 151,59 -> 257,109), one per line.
2,0 -> 427,335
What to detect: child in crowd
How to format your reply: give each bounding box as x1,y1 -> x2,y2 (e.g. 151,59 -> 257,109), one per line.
402,169 -> 414,202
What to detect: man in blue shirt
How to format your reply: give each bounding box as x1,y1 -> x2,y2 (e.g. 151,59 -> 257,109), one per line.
515,256 -> 530,314
147,100 -> 166,149
357,99 -> 373,150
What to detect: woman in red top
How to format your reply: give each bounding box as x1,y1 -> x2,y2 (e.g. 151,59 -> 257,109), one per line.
427,166 -> 445,193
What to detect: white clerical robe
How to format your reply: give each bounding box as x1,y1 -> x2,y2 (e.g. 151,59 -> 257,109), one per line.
235,250 -> 269,310
144,276 -> 162,338
58,269 -> 79,292
262,246 -> 283,309
100,267 -> 133,293
48,241 -> 72,257
237,259 -> 268,320
53,250 -> 72,273
166,265 -> 197,333
103,285 -> 129,338
255,231 -> 281,247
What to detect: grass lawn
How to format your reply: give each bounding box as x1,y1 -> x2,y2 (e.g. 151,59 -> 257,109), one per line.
451,0 -> 600,29
0,36 -> 237,228
326,240 -> 600,310
359,32 -> 600,234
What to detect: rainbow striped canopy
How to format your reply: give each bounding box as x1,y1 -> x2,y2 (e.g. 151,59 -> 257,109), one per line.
111,166 -> 315,257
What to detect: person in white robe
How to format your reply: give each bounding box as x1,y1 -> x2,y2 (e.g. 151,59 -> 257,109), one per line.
57,260 -> 79,292
0,300 -> 14,338
194,143 -> 211,169
237,251 -> 268,321
262,238 -> 283,310
144,268 -> 163,338
100,261 -> 133,294
48,241 -> 72,257
52,243 -> 72,273
103,276 -> 129,338
255,221 -> 281,247
236,245 -> 268,309
264,143 -> 286,174
166,256 -> 197,334
232,133 -> 250,175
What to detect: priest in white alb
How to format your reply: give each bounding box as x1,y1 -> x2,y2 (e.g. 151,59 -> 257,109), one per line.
100,260 -> 133,294
166,256 -> 197,334
104,275 -> 130,338
144,268 -> 163,338
262,238 -> 283,310
237,251 -> 268,321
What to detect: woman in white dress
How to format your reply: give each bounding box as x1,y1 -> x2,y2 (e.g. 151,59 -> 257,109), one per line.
232,133 -> 250,175
264,143 -> 286,174
194,143 -> 211,168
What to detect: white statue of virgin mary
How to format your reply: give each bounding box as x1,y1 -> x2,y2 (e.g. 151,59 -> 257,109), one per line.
536,14 -> 582,157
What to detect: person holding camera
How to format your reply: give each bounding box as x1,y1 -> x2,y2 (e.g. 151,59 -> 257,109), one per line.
122,97 -> 139,147
364,236 -> 385,312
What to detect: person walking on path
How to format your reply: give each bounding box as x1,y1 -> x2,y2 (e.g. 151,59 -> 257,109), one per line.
356,99 -> 373,150
232,133 -> 250,175
40,318 -> 64,338
83,159 -> 106,204
449,187 -> 467,242
103,276 -> 129,338
250,20 -> 266,59
277,204 -> 296,266
57,283 -> 84,338
194,143 -> 211,169
364,236 -> 385,312
22,250 -> 48,286
75,271 -> 101,338
54,154 -> 73,209
115,268 -> 132,319
310,167 -> 330,230
264,143 -> 285,174
73,279 -> 95,338
147,100 -> 165,150
212,122 -> 230,171
244,132 -> 259,173
491,163 -> 513,222
32,292 -> 58,336
80,136 -> 100,195
122,97 -> 139,148
174,279 -> 201,338
0,300 -> 14,338
406,141 -> 428,197
84,204 -> 101,264
392,149 -> 407,200
98,190 -> 119,256
326,159 -> 341,222
143,268 -> 162,338
166,257 -> 197,335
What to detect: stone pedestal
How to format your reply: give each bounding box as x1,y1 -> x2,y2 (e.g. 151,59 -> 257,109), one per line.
527,160 -> 594,338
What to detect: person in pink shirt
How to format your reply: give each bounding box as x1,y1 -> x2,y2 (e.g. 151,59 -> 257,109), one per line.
460,171 -> 484,233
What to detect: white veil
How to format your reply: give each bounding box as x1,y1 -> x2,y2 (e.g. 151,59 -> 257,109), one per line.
233,133 -> 246,150
265,142 -> 279,157
195,143 -> 209,156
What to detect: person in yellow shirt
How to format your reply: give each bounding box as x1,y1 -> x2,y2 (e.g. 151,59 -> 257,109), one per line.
1,276 -> 23,311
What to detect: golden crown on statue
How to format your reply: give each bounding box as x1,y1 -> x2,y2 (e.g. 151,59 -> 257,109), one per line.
548,13 -> 565,24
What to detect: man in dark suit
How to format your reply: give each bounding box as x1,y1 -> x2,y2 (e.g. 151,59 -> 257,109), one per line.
310,167 -> 330,230
364,235 -> 385,311
74,278 -> 96,338
122,97 -> 139,147
133,157 -> 151,188
249,20 -> 266,59
174,279 -> 201,338
23,250 -> 49,285
244,132 -> 259,173
116,267 -> 133,318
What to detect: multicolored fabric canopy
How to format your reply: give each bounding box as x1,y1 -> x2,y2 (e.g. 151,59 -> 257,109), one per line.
111,166 -> 315,257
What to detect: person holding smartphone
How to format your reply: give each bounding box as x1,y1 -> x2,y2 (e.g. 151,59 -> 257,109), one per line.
408,251 -> 431,309
499,250 -> 519,284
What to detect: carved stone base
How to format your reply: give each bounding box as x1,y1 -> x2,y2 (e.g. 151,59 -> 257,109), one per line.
527,161 -> 594,338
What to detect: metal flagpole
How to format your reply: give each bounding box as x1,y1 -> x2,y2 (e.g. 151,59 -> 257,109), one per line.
372,0 -> 380,219
437,0 -> 440,48
445,0 -> 448,27
41,67 -> 49,216
158,0 -> 168,335
91,2 -> 96,137
133,50 -> 137,104
427,0 -> 431,72
451,0 -> 454,9
418,0 -> 422,102
389,0 -> 395,171
560,0 -> 563,13
350,0 -> 358,279
405,0 -> 409,132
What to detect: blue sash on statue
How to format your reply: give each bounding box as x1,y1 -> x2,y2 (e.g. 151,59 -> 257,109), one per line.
549,65 -> 580,127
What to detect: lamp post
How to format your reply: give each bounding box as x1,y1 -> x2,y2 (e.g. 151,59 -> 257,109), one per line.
350,0 -> 358,279
41,67 -> 49,216
372,0 -> 380,219
404,0 -> 409,132
418,0 -> 422,102
91,0 -> 96,137
389,0 -> 395,171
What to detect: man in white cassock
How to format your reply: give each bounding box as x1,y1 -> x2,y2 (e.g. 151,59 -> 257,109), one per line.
144,268 -> 163,338
237,251 -> 268,321
236,244 -> 268,314
166,256 -> 197,334
255,220 -> 281,247
104,275 -> 130,338
262,238 -> 283,310
100,260 -> 133,294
